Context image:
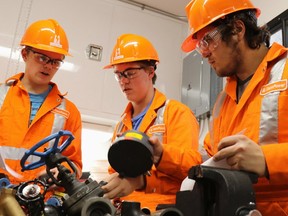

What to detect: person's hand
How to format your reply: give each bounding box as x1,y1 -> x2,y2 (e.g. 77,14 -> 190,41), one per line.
213,134 -> 267,177
149,136 -> 163,165
37,167 -> 59,183
102,172 -> 145,199
116,132 -> 123,138
36,168 -> 61,191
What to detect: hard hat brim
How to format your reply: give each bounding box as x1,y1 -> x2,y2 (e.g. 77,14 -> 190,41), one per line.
181,34 -> 197,53
103,64 -> 113,69
21,43 -> 72,56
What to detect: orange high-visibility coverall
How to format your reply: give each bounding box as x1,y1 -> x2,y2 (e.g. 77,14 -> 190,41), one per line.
109,89 -> 202,211
204,43 -> 288,216
0,73 -> 82,185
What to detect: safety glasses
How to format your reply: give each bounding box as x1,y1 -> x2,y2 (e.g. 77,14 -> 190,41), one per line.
114,67 -> 144,81
196,25 -> 224,55
27,49 -> 64,69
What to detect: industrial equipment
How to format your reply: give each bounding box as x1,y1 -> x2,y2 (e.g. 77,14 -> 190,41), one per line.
0,130 -> 262,216
176,165 -> 262,216
0,130 -> 115,216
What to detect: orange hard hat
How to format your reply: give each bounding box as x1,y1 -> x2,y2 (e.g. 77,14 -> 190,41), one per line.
181,0 -> 261,52
104,33 -> 159,69
20,19 -> 70,56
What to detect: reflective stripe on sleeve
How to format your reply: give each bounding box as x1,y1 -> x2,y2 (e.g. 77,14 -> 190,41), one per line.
1,146 -> 41,163
259,54 -> 287,144
48,99 -> 66,148
153,100 -> 169,143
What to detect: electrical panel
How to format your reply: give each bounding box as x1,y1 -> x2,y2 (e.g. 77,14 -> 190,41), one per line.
267,9 -> 288,47
181,50 -> 223,117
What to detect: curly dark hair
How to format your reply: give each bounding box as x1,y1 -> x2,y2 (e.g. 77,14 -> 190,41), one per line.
212,9 -> 271,49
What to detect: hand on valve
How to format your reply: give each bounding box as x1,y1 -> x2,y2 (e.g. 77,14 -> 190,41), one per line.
102,172 -> 145,199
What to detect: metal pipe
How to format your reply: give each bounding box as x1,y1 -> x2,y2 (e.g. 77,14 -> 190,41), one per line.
116,0 -> 187,22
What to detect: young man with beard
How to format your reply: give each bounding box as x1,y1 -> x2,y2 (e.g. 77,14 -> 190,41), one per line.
182,0 -> 288,215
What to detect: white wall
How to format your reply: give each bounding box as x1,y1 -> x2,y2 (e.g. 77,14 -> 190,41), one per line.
252,0 -> 287,26
0,0 -> 286,123
0,0 -> 188,124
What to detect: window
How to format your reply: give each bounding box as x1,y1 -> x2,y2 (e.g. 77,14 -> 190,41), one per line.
267,9 -> 288,47
81,122 -> 114,181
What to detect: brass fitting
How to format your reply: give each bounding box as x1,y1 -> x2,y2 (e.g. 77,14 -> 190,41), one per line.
0,188 -> 25,216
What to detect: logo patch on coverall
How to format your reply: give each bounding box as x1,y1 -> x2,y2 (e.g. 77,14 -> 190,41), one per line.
260,79 -> 287,95
148,124 -> 166,136
51,107 -> 70,119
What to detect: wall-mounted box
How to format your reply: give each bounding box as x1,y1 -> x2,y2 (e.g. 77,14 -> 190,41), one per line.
86,44 -> 103,61
181,51 -> 223,117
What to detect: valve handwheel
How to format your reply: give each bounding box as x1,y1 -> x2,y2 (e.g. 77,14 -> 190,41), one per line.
20,130 -> 74,171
